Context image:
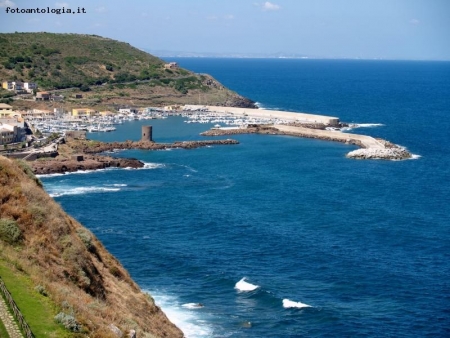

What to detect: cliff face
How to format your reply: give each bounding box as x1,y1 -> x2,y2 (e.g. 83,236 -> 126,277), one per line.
0,156 -> 183,337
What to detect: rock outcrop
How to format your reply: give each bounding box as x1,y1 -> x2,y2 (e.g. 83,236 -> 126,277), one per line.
29,138 -> 240,175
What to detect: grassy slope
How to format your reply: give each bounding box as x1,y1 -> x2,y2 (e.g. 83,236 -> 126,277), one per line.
0,261 -> 70,337
0,32 -> 255,109
0,156 -> 184,338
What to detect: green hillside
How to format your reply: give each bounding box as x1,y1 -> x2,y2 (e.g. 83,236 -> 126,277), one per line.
0,32 -> 256,108
0,32 -> 176,89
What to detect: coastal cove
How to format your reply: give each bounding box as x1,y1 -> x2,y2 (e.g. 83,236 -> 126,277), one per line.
38,59 -> 450,337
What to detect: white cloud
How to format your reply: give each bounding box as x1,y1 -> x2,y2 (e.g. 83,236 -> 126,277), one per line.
262,1 -> 280,11
409,18 -> 420,25
224,14 -> 234,20
206,15 -> 218,21
0,0 -> 15,7
96,6 -> 107,13
55,2 -> 69,7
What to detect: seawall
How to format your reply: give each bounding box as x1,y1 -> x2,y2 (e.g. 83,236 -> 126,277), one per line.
202,124 -> 413,160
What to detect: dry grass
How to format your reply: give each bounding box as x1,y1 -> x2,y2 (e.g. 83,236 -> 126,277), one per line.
0,156 -> 183,337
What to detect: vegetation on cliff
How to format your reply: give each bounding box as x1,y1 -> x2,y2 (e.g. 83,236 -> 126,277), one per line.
0,156 -> 184,337
0,32 -> 255,108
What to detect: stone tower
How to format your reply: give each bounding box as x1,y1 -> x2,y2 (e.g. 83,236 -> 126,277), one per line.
141,125 -> 153,142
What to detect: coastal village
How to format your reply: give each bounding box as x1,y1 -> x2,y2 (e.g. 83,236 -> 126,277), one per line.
0,71 -> 413,165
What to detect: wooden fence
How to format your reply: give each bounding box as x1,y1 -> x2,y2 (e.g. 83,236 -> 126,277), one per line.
0,276 -> 34,338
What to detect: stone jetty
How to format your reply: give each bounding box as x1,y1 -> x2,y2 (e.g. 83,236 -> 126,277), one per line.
201,124 -> 412,160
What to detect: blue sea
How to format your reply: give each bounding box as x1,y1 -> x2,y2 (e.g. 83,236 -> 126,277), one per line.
39,59 -> 450,337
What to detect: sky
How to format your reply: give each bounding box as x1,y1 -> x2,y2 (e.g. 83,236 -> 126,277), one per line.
0,0 -> 449,60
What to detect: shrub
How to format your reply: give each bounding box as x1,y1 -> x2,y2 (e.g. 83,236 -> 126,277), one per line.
35,284 -> 48,296
16,159 -> 43,187
76,229 -> 92,250
0,218 -> 22,244
54,312 -> 81,332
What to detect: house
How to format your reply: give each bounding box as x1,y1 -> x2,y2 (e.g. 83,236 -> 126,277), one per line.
2,81 -> 24,92
23,82 -> 37,93
51,94 -> 64,102
35,92 -> 50,101
99,111 -> 115,116
0,126 -> 15,145
71,108 -> 98,118
2,81 -> 14,90
0,116 -> 26,145
119,108 -> 138,114
164,62 -> 179,70
54,108 -> 67,116
164,105 -> 181,112
0,103 -> 13,118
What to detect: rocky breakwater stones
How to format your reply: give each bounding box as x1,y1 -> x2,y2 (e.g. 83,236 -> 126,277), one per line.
346,146 -> 412,160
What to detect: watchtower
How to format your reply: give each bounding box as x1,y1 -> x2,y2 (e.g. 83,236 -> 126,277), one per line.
141,125 -> 153,142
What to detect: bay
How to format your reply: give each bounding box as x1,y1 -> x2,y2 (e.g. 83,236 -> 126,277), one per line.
40,58 -> 450,337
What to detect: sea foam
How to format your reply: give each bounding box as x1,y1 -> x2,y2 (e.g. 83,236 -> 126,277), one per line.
235,278 -> 259,292
142,162 -> 166,169
49,186 -> 120,198
145,291 -> 214,338
344,123 -> 385,131
282,299 -> 311,309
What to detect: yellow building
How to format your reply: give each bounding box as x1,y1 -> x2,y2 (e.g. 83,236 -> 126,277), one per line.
99,111 -> 115,116
71,108 -> 98,117
2,81 -> 13,90
0,103 -> 13,118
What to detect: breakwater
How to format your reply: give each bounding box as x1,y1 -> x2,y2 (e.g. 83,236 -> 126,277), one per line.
201,124 -> 412,160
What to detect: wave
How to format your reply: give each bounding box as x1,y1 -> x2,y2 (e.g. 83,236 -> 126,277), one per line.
145,291 -> 214,338
182,303 -> 205,309
36,172 -> 66,178
142,162 -> 166,169
235,278 -> 259,292
344,123 -> 384,131
49,186 -> 120,198
282,298 -> 312,309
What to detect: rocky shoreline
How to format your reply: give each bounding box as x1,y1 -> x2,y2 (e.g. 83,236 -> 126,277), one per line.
31,138 -> 239,175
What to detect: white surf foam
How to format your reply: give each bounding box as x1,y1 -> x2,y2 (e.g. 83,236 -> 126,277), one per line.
282,298 -> 311,309
182,303 -> 205,309
142,162 -> 166,169
346,123 -> 384,130
49,186 -> 120,198
235,278 -> 259,292
145,291 -> 214,338
36,173 -> 65,178
69,168 -> 109,174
